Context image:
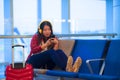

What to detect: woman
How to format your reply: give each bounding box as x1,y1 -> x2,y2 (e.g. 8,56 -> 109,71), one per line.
26,20 -> 82,72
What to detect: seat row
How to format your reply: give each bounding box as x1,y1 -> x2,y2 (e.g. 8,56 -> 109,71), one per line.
34,39 -> 120,80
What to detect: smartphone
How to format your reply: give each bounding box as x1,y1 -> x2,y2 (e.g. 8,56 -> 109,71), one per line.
50,35 -> 55,40
50,35 -> 55,38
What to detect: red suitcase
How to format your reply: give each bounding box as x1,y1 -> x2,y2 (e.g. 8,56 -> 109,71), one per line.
5,44 -> 33,80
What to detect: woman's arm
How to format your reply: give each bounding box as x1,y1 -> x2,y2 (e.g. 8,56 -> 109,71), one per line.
30,34 -> 43,54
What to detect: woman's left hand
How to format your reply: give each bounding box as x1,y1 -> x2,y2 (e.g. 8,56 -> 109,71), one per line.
50,38 -> 59,50
50,38 -> 58,44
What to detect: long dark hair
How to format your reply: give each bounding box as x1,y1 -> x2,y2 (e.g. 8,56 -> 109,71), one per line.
37,21 -> 54,44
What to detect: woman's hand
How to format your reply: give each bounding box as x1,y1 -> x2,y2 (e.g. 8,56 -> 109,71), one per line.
45,39 -> 52,46
50,38 -> 59,50
41,39 -> 52,49
50,38 -> 58,44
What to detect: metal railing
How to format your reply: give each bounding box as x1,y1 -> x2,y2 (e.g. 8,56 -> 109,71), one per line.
0,33 -> 117,39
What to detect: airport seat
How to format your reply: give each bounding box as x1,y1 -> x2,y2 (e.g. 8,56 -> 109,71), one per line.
34,39 -> 107,79
71,39 -> 107,74
78,39 -> 120,80
103,40 -> 120,77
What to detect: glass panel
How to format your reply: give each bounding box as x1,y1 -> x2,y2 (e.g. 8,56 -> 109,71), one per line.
13,0 -> 37,60
0,0 -> 4,62
70,0 -> 106,34
0,64 -> 6,79
13,0 -> 37,35
0,0 -> 4,35
0,39 -> 4,62
13,38 -> 31,61
42,0 -> 61,34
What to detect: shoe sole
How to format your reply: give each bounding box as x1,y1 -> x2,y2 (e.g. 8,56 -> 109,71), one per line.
66,56 -> 73,72
72,57 -> 82,72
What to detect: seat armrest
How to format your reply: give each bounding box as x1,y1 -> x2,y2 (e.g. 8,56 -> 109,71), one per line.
34,69 -> 48,77
86,58 -> 105,75
34,69 -> 48,74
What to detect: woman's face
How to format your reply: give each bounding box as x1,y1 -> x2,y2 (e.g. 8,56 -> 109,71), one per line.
43,25 -> 51,38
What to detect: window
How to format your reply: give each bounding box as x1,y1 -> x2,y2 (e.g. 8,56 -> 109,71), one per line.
13,0 -> 37,35
41,0 -> 61,34
70,0 -> 106,34
13,0 -> 37,60
0,0 -> 4,62
0,0 -> 106,62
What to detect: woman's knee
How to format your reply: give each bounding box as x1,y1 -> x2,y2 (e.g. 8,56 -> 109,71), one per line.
55,49 -> 64,53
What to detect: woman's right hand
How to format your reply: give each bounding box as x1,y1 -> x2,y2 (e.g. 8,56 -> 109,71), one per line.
45,39 -> 52,46
40,39 -> 51,49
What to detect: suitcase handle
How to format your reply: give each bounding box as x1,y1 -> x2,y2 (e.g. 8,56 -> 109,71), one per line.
12,44 -> 24,48
12,44 -> 25,68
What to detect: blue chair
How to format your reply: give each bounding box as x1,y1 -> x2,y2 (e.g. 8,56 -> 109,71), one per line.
78,39 -> 120,80
102,40 -> 120,79
34,39 -> 107,79
72,39 -> 107,74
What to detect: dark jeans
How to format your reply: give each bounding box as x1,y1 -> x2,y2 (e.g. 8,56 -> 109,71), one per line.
26,49 -> 68,70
